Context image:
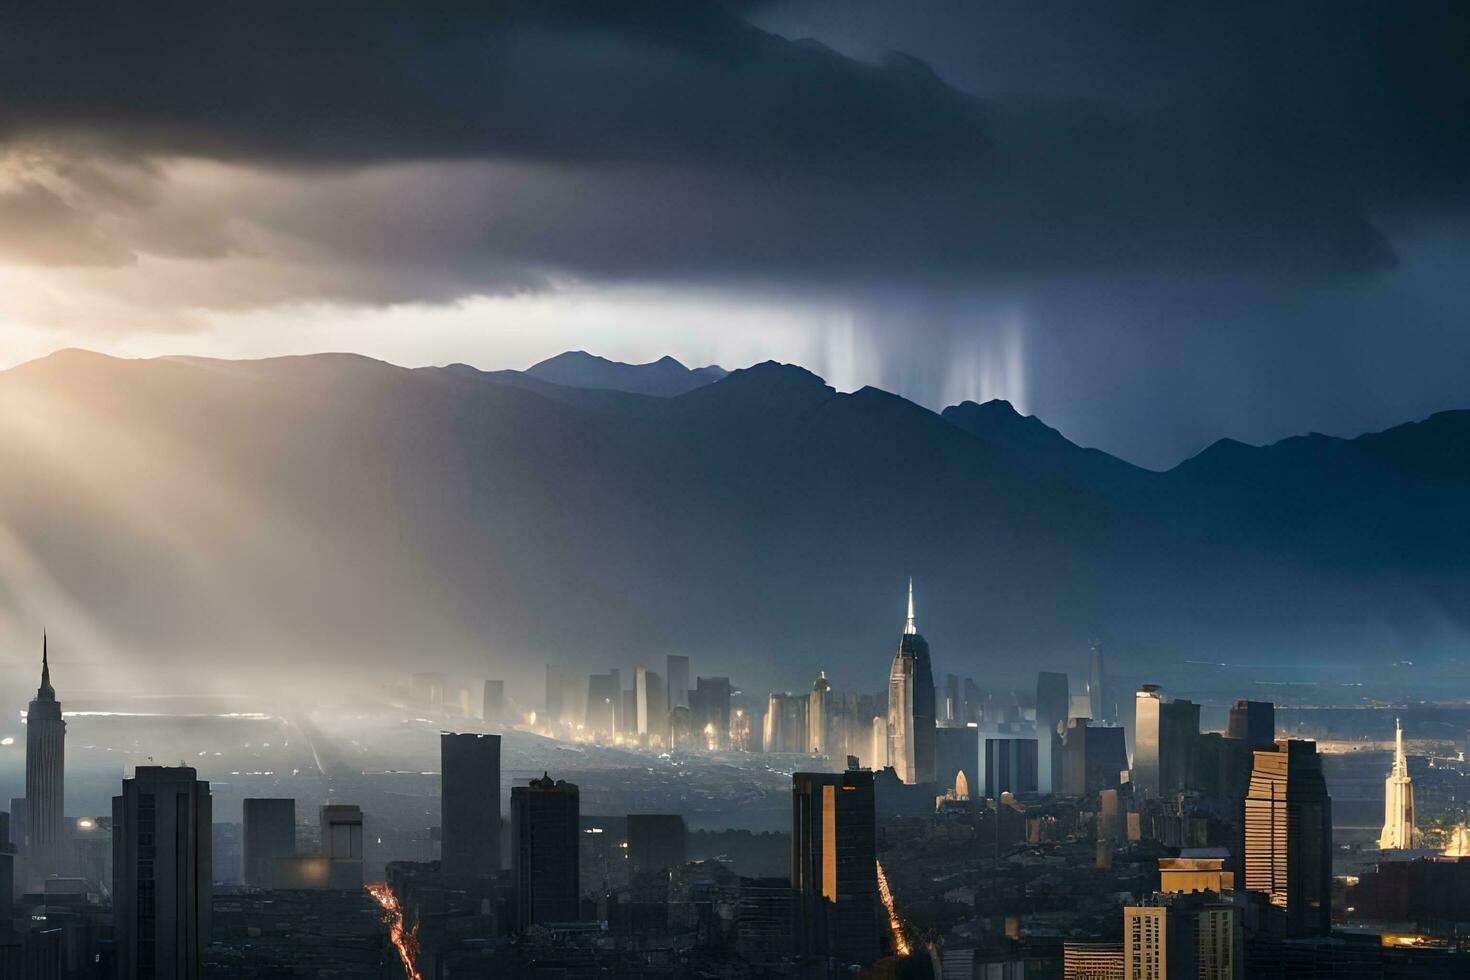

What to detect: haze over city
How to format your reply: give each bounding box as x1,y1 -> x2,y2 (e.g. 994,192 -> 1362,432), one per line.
1,3 -> 1468,979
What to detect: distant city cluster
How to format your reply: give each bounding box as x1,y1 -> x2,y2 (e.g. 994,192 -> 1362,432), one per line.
3,589 -> 1467,979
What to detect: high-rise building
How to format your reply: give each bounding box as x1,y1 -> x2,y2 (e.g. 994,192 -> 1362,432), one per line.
809,672 -> 833,755
1036,671 -> 1070,794
942,674 -> 962,725
1226,700 -> 1274,748
1124,893 -> 1237,980
586,672 -> 620,737
1088,641 -> 1111,724
1064,942 -> 1123,979
666,655 -> 690,711
1133,685 -> 1200,801
482,680 -> 505,728
764,693 -> 809,754
634,665 -> 650,736
1244,740 -> 1332,936
984,737 -> 1039,798
25,634 -> 66,888
1378,719 -> 1418,850
0,811 -> 14,924
935,725 -> 980,800
242,798 -> 296,888
1062,720 -> 1129,797
691,676 -> 732,751
792,768 -> 879,966
627,814 -> 686,876
441,732 -> 501,878
511,773 -> 580,928
113,766 -> 212,980
869,716 -> 887,771
887,579 -> 936,785
319,805 -> 364,889
646,669 -> 669,744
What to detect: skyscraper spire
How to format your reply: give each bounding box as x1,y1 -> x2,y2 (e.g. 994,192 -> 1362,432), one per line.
39,629 -> 53,699
1393,717 -> 1407,777
904,577 -> 916,636
1379,717 -> 1417,849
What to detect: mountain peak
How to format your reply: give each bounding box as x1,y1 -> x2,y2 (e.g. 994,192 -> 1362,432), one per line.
524,350 -> 726,397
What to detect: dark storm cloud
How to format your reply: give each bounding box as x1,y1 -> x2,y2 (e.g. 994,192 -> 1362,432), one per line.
5,1 -> 1462,282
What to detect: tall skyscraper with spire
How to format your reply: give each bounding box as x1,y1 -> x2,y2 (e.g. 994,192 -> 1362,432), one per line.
887,579 -> 936,785
25,632 -> 66,887
1378,718 -> 1418,850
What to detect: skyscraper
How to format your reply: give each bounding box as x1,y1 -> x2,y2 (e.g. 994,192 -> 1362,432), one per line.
1244,740 -> 1332,936
1088,641 -> 1112,723
441,732 -> 502,878
1132,685 -> 1200,800
634,665 -> 650,736
113,766 -> 212,980
1036,671 -> 1070,794
242,798 -> 296,888
764,693 -> 808,753
25,633 -> 66,888
1378,719 -> 1418,850
792,768 -> 879,966
511,773 -> 580,928
1124,893 -> 1237,980
666,655 -> 690,711
482,679 -> 505,727
809,672 -> 833,755
691,676 -> 732,751
1226,700 -> 1275,748
887,579 -> 936,785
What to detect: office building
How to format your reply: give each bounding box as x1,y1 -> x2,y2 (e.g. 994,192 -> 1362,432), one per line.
764,693 -> 808,753
242,798 -> 296,888
809,672 -> 833,755
691,676 -> 732,751
1244,740 -> 1332,936
792,769 -> 879,966
1062,721 -> 1129,797
25,634 -> 66,888
887,579 -> 936,785
1226,700 -> 1274,748
114,766 -> 212,980
440,732 -> 501,878
737,877 -> 794,963
511,773 -> 580,928
870,716 -> 887,771
319,805 -> 364,889
627,814 -> 686,876
1036,671 -> 1070,794
1159,849 -> 1235,895
1088,642 -> 1112,724
1133,685 -> 1200,801
0,812 -> 13,924
935,724 -> 980,800
1379,718 -> 1418,849
666,655 -> 690,711
482,680 -> 505,727
984,737 -> 1039,798
1124,893 -> 1237,980
1064,942 -> 1123,979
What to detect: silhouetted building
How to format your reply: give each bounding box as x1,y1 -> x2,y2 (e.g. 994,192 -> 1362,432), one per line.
764,693 -> 808,753
935,725 -> 980,799
666,655 -> 690,711
482,679 -> 505,727
792,769 -> 879,967
985,736 -> 1039,798
512,773 -> 580,928
114,766 -> 212,980
242,798 -> 296,888
1061,721 -> 1128,797
320,805 -> 364,889
1036,671 -> 1070,794
691,676 -> 732,751
441,732 -> 501,878
0,811 -> 13,924
26,634 -> 66,889
1226,700 -> 1275,748
627,814 -> 686,876
738,877 -> 794,963
1133,685 -> 1200,800
809,672 -> 833,755
1088,641 -> 1112,724
887,579 -> 936,785
1244,740 -> 1332,936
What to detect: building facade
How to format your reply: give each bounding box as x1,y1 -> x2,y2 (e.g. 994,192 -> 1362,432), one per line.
440,732 -> 501,878
1378,718 -> 1417,850
791,769 -> 879,967
887,579 -> 936,785
511,773 -> 581,928
25,635 -> 66,889
1243,740 -> 1332,936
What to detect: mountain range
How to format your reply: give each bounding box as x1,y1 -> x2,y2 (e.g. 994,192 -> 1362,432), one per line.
0,349 -> 1464,694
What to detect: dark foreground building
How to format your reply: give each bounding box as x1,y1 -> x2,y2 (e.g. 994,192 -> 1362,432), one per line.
511,773 -> 580,929
440,732 -> 502,879
792,768 -> 879,968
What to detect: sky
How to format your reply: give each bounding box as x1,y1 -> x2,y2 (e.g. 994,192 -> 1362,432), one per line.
1,2 -> 1467,468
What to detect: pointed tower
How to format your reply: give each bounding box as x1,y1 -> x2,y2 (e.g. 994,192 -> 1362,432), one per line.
25,632 -> 67,887
887,579 -> 936,785
1378,718 -> 1417,849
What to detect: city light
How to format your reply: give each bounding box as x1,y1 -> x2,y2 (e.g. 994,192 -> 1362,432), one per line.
367,882 -> 422,980
876,859 -> 909,957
